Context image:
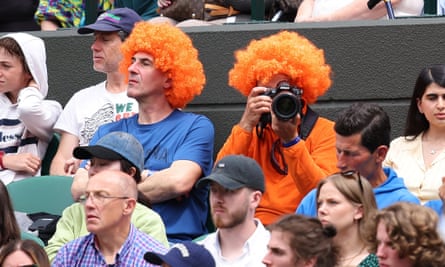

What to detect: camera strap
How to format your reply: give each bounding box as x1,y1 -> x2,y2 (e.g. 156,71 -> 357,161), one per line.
269,106 -> 319,175
299,106 -> 319,140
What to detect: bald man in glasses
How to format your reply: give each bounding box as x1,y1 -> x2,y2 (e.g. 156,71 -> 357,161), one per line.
52,170 -> 167,266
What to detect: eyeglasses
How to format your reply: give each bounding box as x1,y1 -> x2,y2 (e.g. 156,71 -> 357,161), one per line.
339,170 -> 364,193
78,191 -> 129,205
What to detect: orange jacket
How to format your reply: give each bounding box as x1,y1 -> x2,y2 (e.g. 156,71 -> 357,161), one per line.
216,116 -> 337,225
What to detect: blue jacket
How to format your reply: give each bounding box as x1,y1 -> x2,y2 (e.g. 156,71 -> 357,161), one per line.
296,167 -> 420,217
424,199 -> 443,215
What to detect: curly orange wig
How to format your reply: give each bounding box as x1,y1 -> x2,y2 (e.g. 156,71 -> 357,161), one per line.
229,31 -> 332,104
120,22 -> 206,108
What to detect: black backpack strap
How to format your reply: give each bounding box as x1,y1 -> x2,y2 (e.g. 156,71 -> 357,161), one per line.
299,106 -> 319,140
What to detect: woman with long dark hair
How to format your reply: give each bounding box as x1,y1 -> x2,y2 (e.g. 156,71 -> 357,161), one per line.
384,64 -> 445,204
0,180 -> 20,247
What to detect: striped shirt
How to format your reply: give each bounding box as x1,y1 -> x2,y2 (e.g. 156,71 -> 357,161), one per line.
52,224 -> 167,266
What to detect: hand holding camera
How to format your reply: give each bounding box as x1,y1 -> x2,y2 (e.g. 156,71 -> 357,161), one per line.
256,81 -> 303,138
271,111 -> 301,143
238,86 -> 273,133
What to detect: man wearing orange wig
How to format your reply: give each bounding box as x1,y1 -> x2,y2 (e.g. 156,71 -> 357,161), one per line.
217,31 -> 338,225
79,22 -> 215,243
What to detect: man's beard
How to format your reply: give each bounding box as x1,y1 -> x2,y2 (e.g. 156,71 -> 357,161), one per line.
212,205 -> 248,229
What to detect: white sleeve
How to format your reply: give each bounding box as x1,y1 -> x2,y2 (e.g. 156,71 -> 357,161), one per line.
17,87 -> 62,142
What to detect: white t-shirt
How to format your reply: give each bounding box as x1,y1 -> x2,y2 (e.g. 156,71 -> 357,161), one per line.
198,219 -> 270,267
54,81 -> 138,146
312,0 -> 424,18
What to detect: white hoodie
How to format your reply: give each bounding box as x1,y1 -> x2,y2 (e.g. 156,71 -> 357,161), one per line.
0,32 -> 62,184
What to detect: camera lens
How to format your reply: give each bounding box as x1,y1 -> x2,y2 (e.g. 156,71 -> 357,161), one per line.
272,93 -> 300,120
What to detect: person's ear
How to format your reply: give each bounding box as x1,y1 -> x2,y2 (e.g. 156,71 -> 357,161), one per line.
353,205 -> 364,221
128,166 -> 137,178
416,97 -> 423,114
374,145 -> 388,163
122,198 -> 137,215
163,74 -> 172,90
302,257 -> 317,267
251,190 -> 262,207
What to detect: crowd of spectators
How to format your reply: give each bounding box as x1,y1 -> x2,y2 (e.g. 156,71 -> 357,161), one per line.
2,2 -> 445,267
0,0 -> 437,33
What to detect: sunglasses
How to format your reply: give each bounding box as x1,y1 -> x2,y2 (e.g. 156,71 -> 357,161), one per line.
339,170 -> 364,193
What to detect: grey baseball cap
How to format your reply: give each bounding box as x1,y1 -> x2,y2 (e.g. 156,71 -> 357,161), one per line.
196,155 -> 265,193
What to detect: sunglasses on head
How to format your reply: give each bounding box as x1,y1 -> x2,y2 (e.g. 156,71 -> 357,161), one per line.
339,170 -> 364,193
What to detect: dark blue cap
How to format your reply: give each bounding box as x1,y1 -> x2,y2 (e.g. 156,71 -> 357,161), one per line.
144,241 -> 215,267
78,8 -> 142,34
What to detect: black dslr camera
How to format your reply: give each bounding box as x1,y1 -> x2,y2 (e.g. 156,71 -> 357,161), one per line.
256,81 -> 303,137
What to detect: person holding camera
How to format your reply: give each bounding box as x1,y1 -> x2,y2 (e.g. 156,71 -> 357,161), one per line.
216,30 -> 338,225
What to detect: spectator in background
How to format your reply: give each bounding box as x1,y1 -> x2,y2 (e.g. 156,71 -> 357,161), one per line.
35,0 -> 112,31
45,131 -> 168,263
317,171 -> 379,266
35,0 -> 158,31
196,155 -> 270,266
78,22 -> 214,243
297,103 -> 420,217
50,8 -> 141,176
216,30 -> 337,225
0,239 -> 50,267
384,64 -> 445,204
52,170 -> 167,266
0,1 -> 39,32
366,202 -> 445,267
295,0 -> 423,22
262,214 -> 338,267
0,180 -> 20,247
153,0 -> 273,26
0,32 -> 62,185
115,0 -> 159,20
144,241 -> 215,267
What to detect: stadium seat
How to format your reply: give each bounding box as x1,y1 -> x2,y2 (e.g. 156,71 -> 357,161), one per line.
20,231 -> 45,247
7,175 -> 74,216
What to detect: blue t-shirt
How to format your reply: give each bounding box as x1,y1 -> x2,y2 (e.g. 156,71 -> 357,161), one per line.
296,167 -> 420,217
90,109 -> 215,242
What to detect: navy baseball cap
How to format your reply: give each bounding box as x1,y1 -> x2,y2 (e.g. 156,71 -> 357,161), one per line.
144,241 -> 215,267
73,131 -> 144,173
196,155 -> 265,193
78,7 -> 142,34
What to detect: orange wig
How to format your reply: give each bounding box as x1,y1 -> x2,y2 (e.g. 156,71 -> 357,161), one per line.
120,22 -> 206,108
228,31 -> 332,104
